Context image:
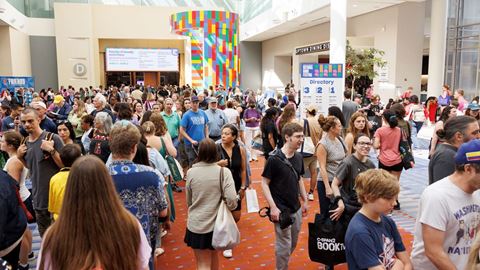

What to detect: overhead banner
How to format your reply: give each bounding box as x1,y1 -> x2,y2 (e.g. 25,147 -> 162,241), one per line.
0,76 -> 35,92
300,63 -> 343,116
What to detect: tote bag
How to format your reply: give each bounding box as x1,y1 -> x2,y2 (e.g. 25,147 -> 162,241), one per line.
308,213 -> 347,265
160,138 -> 184,182
212,167 -> 241,250
298,119 -> 315,157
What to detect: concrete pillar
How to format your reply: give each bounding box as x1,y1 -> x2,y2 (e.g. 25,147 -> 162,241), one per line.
427,0 -> 448,97
330,0 -> 346,94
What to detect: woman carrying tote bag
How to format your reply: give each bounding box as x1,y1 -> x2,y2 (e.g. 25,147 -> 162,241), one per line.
185,139 -> 238,270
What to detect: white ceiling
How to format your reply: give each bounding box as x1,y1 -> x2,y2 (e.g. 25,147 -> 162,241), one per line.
243,0 -> 426,42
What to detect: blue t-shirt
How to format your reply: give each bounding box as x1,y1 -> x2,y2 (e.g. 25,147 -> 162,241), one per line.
1,116 -> 15,132
181,109 -> 209,146
345,212 -> 406,270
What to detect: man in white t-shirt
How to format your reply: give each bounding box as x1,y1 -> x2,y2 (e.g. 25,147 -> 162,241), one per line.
411,139 -> 480,269
224,100 -> 240,128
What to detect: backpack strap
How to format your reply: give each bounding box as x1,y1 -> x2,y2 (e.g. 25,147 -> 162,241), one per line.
338,136 -> 347,154
45,132 -> 54,141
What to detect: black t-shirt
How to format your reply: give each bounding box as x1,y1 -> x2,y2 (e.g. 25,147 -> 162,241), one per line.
336,155 -> 375,207
262,150 -> 304,213
261,121 -> 279,156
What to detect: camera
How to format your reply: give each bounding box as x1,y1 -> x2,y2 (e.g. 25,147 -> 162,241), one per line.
259,207 -> 295,230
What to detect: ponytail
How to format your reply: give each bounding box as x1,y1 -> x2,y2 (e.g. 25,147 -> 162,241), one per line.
383,109 -> 398,128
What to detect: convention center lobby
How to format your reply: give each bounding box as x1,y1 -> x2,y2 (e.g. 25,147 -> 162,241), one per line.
1,0 -> 479,269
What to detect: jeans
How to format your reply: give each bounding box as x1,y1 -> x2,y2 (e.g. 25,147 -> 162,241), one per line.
185,144 -> 198,167
317,181 -> 331,217
172,137 -> 179,148
274,208 -> 303,270
35,209 -> 52,238
411,121 -> 424,149
245,126 -> 259,160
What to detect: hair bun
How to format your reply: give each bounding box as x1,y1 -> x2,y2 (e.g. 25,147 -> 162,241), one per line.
436,129 -> 446,139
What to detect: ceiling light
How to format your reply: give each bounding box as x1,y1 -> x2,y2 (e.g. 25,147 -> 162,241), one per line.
353,4 -> 358,8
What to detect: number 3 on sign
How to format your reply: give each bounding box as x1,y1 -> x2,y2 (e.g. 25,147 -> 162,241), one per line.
330,87 -> 335,94
316,87 -> 323,94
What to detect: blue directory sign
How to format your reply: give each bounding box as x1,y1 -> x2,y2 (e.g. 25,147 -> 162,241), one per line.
300,63 -> 343,116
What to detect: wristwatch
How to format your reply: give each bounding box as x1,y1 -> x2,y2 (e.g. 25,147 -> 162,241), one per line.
49,149 -> 56,155
240,186 -> 248,190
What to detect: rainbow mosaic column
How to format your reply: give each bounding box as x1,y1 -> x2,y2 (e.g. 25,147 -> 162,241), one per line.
170,11 -> 240,89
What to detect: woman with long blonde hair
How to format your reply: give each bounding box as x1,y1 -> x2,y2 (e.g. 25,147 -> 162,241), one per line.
345,112 -> 370,155
37,155 -> 151,270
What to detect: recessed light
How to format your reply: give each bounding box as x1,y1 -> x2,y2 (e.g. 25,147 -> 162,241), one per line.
353,4 -> 358,8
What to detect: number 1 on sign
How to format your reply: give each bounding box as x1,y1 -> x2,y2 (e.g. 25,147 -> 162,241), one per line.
330,87 -> 335,94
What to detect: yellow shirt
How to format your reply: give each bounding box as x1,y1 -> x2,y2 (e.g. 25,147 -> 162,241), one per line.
48,168 -> 70,220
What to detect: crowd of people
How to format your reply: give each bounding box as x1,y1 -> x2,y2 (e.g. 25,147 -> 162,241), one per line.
1,82 -> 480,270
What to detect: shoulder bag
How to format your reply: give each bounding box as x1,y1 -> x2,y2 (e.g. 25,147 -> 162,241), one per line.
160,138 -> 184,182
212,167 -> 241,250
298,119 -> 315,157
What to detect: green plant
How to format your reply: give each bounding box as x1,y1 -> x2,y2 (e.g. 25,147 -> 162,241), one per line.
345,41 -> 386,97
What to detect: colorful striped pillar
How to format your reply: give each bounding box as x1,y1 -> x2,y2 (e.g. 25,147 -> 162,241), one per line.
170,11 -> 240,90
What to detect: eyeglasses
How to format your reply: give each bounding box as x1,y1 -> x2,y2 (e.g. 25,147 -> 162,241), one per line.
357,141 -> 372,147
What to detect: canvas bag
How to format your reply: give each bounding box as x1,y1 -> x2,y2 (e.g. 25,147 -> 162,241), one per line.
308,211 -> 347,265
298,119 -> 315,157
212,167 -> 241,250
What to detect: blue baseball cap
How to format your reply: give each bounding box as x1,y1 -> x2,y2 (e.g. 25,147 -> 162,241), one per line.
455,140 -> 480,165
468,102 -> 480,111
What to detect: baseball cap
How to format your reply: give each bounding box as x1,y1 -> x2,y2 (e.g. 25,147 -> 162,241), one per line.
209,97 -> 218,103
455,140 -> 480,165
191,95 -> 199,102
468,102 -> 480,111
54,95 -> 64,104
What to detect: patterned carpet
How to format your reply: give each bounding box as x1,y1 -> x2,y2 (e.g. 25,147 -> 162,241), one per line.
27,149 -> 429,269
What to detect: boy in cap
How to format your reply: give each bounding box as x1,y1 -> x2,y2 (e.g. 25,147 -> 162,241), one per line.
411,140 -> 480,269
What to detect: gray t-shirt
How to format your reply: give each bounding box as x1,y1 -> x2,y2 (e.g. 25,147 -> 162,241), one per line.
411,177 -> 480,270
342,100 -> 359,128
24,131 -> 64,210
336,154 -> 375,206
428,143 -> 457,185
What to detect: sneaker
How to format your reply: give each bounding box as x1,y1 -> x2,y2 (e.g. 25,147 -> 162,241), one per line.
154,248 -> 165,257
28,251 -> 36,261
222,249 -> 233,258
172,184 -> 182,193
307,192 -> 314,201
160,229 -> 168,238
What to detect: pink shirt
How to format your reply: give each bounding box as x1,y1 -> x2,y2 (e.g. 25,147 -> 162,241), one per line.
375,126 -> 402,166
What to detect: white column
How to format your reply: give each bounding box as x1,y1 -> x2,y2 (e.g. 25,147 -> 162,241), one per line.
427,0 -> 448,97
330,0 -> 346,94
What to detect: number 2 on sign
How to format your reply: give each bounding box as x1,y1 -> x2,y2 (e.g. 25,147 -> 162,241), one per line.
330,87 -> 335,94
316,87 -> 323,94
